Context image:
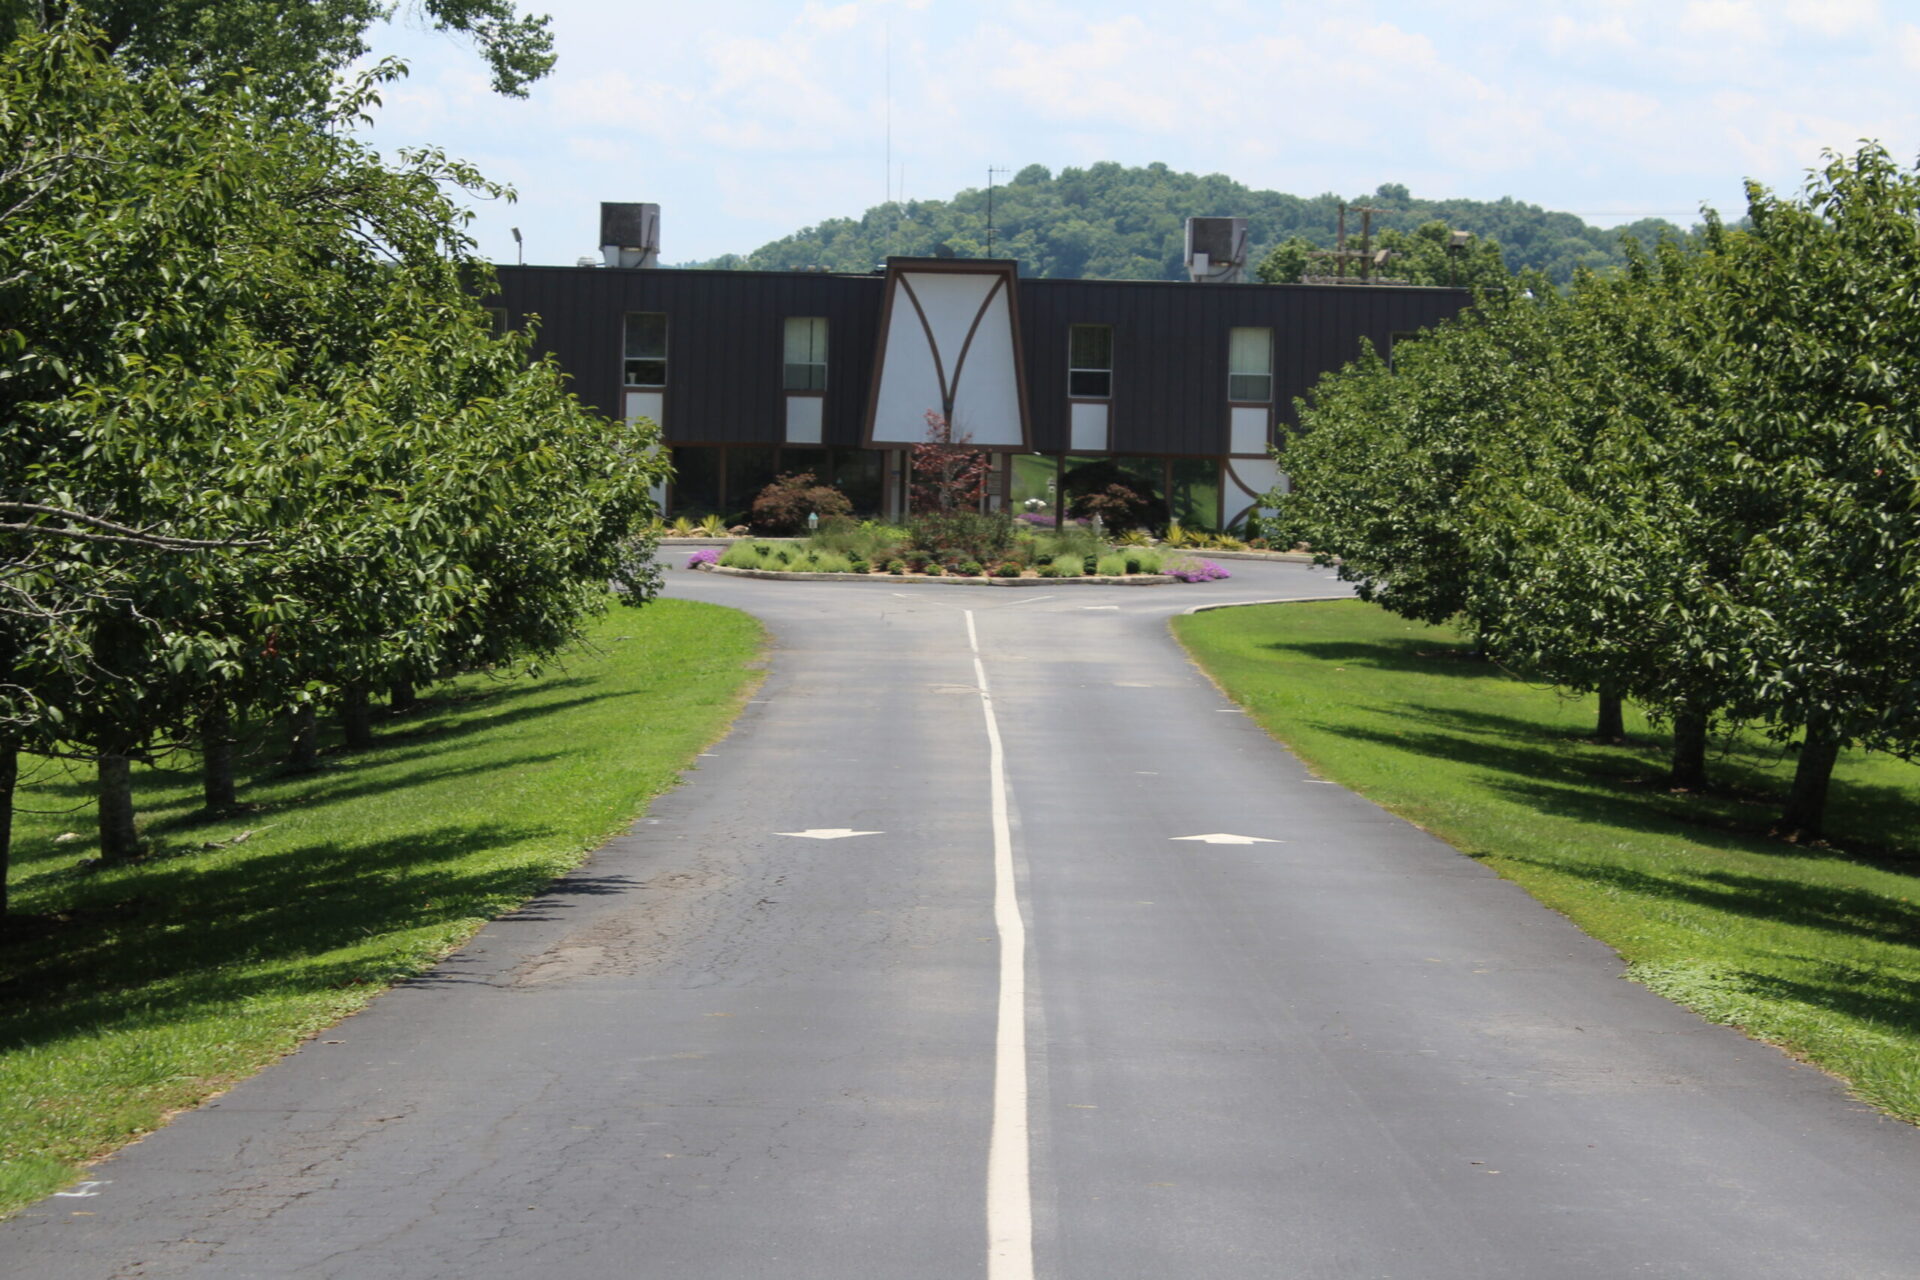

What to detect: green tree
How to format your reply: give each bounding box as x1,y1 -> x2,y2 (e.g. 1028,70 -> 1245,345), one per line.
3,0 -> 555,101
1461,247 -> 1741,776
699,163 -> 1688,286
1373,222 -> 1510,289
1274,277 -> 1558,626
2,27 -> 661,889
1253,236 -> 1314,284
1697,147 -> 1920,836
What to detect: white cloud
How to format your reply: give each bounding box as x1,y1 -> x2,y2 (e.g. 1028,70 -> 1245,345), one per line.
1782,0 -> 1879,36
351,0 -> 1920,263
1679,0 -> 1766,37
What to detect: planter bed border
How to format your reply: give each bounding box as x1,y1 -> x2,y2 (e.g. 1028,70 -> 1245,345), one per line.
663,536 -> 1317,563
697,564 -> 1175,587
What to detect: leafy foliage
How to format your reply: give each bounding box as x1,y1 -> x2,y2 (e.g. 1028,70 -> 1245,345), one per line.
910,410 -> 991,513
1,26 -> 660,879
907,511 -> 1016,567
748,472 -> 853,535
2,0 -> 555,103
1257,220 -> 1512,289
694,167 -> 1689,288
1273,142 -> 1920,839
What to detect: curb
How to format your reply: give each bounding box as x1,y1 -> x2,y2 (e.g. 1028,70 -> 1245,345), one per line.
699,565 -> 1176,587
1182,594 -> 1355,615
663,538 -> 1324,564
1173,549 -> 1322,564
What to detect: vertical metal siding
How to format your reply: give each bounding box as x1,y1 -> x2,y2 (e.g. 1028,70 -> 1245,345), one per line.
492,267 -> 1468,454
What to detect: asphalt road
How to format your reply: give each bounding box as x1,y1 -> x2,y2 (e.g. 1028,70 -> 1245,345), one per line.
4,557 -> 1920,1278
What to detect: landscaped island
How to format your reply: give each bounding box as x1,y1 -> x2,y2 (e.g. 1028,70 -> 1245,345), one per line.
683,516 -> 1232,583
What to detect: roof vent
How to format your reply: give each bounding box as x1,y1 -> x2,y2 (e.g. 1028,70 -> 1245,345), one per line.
1185,216 -> 1248,283
600,202 -> 660,269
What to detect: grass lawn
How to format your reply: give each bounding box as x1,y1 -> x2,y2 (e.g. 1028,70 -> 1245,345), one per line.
0,598 -> 764,1215
1174,599 -> 1920,1124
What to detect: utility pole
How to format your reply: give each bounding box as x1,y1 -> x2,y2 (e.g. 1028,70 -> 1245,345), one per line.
1354,204 -> 1376,281
1311,202 -> 1400,285
986,165 -> 1010,257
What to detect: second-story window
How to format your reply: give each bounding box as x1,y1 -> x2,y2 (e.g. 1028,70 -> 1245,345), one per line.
624,312 -> 667,387
784,317 -> 828,391
1068,324 -> 1113,398
1228,327 -> 1272,402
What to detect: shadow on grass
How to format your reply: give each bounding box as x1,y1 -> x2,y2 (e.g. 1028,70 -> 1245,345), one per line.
1317,701 -> 1920,869
10,678 -> 622,854
0,816 -> 581,1053
1740,965 -> 1920,1032
1259,636 -> 1492,677
1502,855 -> 1920,952
9,749 -> 575,887
14,678 -> 610,805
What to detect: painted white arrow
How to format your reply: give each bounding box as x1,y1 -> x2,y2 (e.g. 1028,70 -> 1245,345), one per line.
776,828 -> 883,840
1171,833 -> 1282,845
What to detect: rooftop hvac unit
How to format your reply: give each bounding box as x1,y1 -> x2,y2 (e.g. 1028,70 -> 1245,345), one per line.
600,202 -> 660,269
1185,216 -> 1249,284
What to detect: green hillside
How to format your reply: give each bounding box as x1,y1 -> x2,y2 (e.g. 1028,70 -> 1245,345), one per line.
692,162 -> 1691,286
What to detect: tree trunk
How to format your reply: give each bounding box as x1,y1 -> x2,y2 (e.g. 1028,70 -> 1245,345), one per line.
1595,687 -> 1625,742
1779,726 -> 1841,841
202,698 -> 237,811
340,683 -> 373,751
98,753 -> 142,863
389,679 -> 417,715
286,704 -> 320,773
1,739 -> 16,924
1669,707 -> 1709,790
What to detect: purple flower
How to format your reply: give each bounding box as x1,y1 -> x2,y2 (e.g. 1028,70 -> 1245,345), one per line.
1167,557 -> 1230,583
687,548 -> 720,568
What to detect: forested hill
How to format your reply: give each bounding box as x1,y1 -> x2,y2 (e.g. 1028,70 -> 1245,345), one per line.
690,162 -> 1691,285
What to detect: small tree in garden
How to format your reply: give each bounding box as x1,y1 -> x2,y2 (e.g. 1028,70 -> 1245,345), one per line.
1062,458 -> 1167,532
750,472 -> 852,535
911,411 -> 991,512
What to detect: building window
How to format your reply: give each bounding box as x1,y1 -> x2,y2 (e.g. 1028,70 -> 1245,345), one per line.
1228,327 -> 1272,402
483,306 -> 509,334
1068,324 -> 1113,398
784,317 -> 828,391
624,312 -> 667,387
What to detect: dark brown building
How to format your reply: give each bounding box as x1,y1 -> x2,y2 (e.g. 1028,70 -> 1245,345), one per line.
490,246 -> 1467,529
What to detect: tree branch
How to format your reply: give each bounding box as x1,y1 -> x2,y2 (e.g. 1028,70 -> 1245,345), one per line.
0,503 -> 269,549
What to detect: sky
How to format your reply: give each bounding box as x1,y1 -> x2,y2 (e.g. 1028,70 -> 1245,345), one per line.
357,0 -> 1920,267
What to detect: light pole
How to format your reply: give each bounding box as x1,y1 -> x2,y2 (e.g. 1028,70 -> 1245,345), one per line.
1446,230 -> 1470,288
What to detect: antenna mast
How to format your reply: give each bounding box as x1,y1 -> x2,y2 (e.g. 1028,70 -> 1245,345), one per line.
986,165 -> 1010,257
884,19 -> 892,208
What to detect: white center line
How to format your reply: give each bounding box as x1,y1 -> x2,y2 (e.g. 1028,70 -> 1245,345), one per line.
965,608 -> 1034,1280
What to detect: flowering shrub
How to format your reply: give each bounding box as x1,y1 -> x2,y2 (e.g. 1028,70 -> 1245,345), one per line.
686,548 -> 720,568
1166,557 -> 1231,583
751,472 -> 853,534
